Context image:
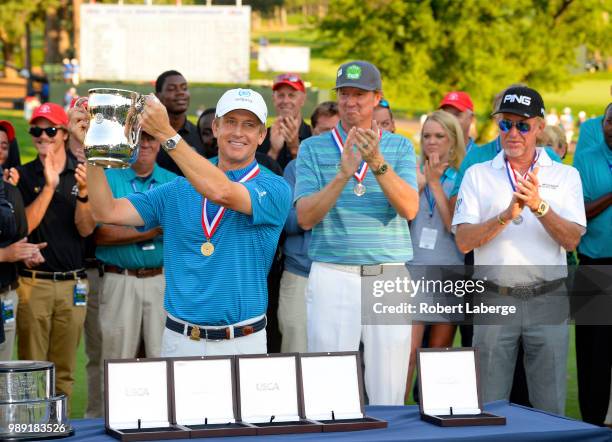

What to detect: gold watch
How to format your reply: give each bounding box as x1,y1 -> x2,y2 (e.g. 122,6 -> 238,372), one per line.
533,200 -> 550,218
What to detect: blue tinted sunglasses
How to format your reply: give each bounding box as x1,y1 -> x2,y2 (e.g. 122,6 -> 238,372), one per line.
379,98 -> 390,109
498,119 -> 531,134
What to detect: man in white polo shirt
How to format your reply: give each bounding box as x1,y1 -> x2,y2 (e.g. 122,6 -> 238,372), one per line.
452,86 -> 586,415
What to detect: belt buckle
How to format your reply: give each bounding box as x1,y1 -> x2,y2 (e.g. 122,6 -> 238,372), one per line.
189,325 -> 201,341
135,269 -> 145,278
53,272 -> 60,282
242,325 -> 254,336
360,265 -> 383,277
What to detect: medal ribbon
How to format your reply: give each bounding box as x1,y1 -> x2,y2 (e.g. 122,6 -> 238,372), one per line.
504,151 -> 540,192
331,127 -> 382,184
201,163 -> 260,241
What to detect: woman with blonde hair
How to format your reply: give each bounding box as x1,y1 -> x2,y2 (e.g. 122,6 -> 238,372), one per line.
405,110 -> 466,401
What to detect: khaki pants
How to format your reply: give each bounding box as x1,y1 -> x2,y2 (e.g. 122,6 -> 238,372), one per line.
0,289 -> 18,360
99,272 -> 165,361
84,268 -> 102,418
278,270 -> 308,353
17,276 -> 87,399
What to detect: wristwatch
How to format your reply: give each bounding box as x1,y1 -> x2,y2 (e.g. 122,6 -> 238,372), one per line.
533,199 -> 550,217
372,162 -> 389,176
162,133 -> 182,152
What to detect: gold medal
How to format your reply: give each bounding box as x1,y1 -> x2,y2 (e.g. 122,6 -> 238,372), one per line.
201,241 -> 215,256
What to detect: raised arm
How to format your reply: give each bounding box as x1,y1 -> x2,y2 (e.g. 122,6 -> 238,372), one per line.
138,96 -> 254,215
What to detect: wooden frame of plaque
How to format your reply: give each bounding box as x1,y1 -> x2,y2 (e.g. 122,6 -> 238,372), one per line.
235,353 -> 321,435
104,358 -> 189,441
417,348 -> 506,427
299,352 -> 387,432
169,355 -> 257,438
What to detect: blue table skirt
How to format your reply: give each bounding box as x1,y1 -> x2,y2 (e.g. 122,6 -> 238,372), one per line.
69,401 -> 612,442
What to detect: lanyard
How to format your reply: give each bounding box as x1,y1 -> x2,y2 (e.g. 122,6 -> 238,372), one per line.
423,174 -> 449,217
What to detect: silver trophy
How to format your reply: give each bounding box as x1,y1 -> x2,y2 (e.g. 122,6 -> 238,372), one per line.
0,361 -> 73,439
75,88 -> 145,168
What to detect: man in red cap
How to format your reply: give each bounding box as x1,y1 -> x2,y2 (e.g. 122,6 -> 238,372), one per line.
258,73 -> 312,170
16,102 -> 95,401
439,91 -> 476,153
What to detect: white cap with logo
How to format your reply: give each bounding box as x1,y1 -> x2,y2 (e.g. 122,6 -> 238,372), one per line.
215,88 -> 268,124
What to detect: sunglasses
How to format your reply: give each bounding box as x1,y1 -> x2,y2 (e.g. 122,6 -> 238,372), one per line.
29,126 -> 60,138
498,119 -> 531,134
379,98 -> 390,109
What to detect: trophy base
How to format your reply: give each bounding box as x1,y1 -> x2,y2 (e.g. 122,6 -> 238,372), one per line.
87,157 -> 132,169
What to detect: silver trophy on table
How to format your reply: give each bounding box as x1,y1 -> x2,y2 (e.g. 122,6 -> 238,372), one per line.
0,361 -> 73,439
75,88 -> 146,168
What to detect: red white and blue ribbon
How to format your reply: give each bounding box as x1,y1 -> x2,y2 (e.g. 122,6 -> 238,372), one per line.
201,163 -> 260,241
504,151 -> 539,192
331,127 -> 382,184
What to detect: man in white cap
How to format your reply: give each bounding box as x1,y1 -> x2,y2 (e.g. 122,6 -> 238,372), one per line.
295,61 -> 419,405
75,89 -> 291,356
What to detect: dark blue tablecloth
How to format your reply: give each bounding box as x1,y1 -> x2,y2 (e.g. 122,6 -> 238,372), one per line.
69,401 -> 612,442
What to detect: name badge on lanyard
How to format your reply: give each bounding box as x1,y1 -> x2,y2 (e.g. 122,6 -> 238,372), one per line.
2,299 -> 15,323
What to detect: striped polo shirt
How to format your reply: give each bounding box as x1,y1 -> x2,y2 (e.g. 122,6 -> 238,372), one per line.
294,123 -> 417,265
127,159 -> 292,325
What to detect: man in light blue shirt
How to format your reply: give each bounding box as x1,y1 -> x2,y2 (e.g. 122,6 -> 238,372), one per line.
295,61 -> 419,405
95,132 -> 176,362
573,102 -> 612,426
76,89 -> 291,357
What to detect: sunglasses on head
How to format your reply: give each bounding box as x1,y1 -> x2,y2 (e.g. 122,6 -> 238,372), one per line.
379,98 -> 390,109
29,126 -> 60,138
498,119 -> 531,134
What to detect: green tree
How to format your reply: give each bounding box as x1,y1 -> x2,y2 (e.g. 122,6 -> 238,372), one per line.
319,0 -> 612,113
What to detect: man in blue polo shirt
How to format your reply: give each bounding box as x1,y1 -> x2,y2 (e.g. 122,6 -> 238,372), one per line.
573,102 -> 612,426
295,61 -> 419,405
77,89 -> 291,356
94,131 -> 176,362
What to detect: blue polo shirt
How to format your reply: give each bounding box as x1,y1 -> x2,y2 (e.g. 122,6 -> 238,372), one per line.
575,116 -> 604,157
294,123 -> 417,265
573,139 -> 612,258
451,136 -> 562,197
96,165 -> 176,269
126,159 -> 291,325
283,159 -> 312,277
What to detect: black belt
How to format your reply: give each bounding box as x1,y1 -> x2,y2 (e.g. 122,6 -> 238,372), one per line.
19,269 -> 87,281
165,316 -> 267,341
484,278 -> 565,299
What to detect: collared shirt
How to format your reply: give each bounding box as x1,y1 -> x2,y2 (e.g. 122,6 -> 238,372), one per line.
258,119 -> 312,170
0,183 -> 27,288
17,151 -> 85,271
575,116 -> 604,158
156,118 -> 205,176
573,138 -> 612,259
410,167 -> 463,265
96,165 -> 177,269
450,136 -> 562,197
294,122 -> 417,265
452,149 -> 586,285
126,159 -> 291,325
282,159 -> 311,277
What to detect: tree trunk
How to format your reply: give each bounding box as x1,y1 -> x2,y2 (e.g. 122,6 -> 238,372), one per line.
45,7 -> 61,64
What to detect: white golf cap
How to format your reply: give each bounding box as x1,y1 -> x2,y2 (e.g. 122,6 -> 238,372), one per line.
215,88 -> 267,124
